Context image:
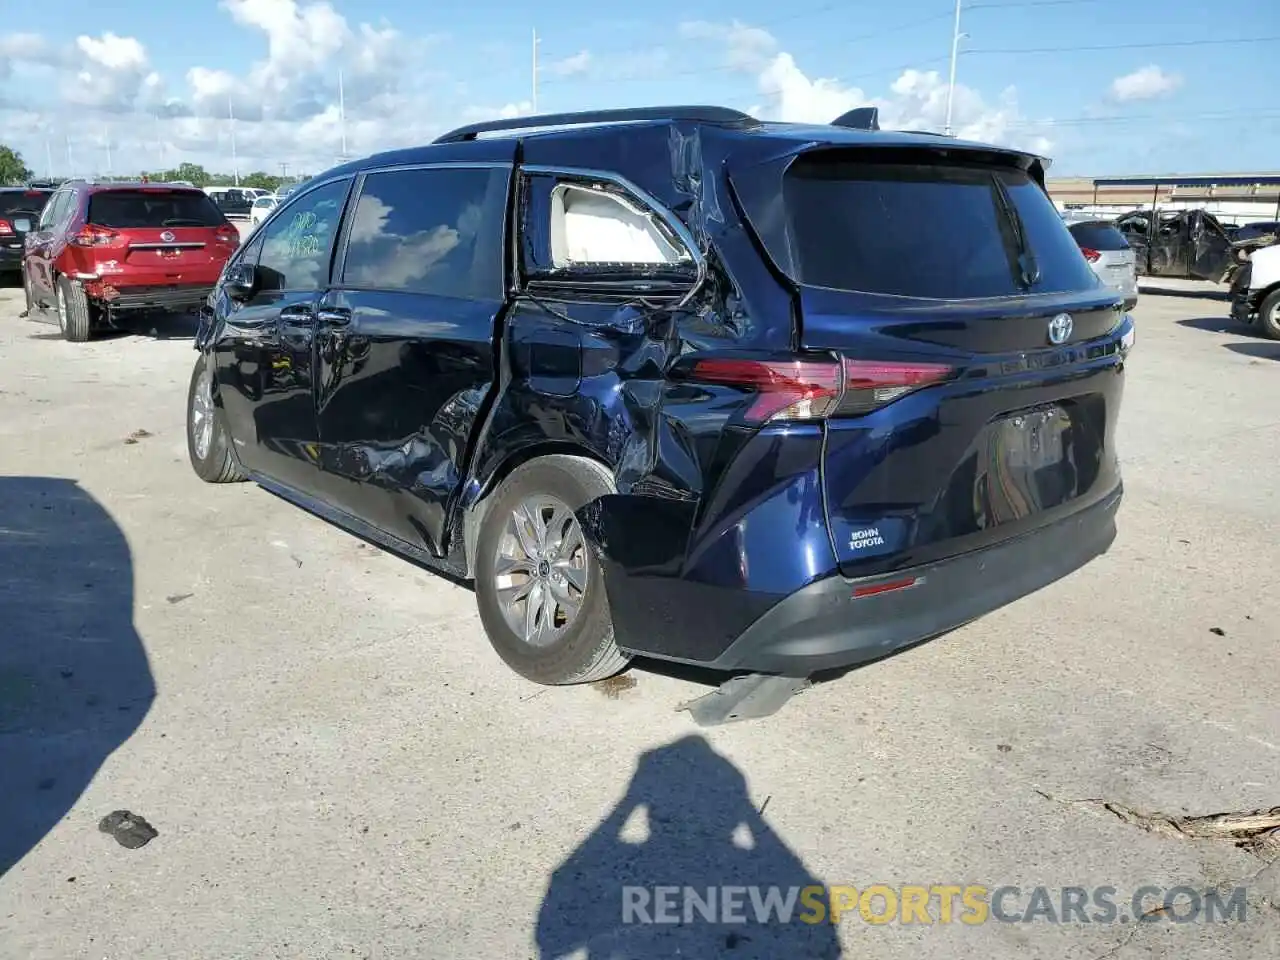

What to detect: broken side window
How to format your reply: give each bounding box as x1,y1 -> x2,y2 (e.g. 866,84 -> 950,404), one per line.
548,183 -> 689,268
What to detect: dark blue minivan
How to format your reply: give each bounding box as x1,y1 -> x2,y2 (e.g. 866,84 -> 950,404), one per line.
188,106 -> 1132,722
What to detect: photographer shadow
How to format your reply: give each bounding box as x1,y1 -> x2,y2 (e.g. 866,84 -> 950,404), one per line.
0,477 -> 155,875
536,734 -> 843,959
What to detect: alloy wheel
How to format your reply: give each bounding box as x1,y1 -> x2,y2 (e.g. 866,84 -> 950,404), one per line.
493,494 -> 590,647
191,368 -> 215,461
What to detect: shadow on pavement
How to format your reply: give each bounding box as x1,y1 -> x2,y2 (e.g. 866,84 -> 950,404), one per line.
1175,317 -> 1245,334
1139,284 -> 1230,301
1225,341 -> 1280,361
536,734 -> 843,959
0,477 -> 155,876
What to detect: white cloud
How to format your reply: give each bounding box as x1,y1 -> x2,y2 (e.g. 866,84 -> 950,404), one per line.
0,10 -> 1060,179
545,51 -> 591,78
717,24 -> 1052,155
1110,65 -> 1182,102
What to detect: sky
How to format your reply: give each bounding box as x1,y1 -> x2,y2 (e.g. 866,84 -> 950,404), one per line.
0,0 -> 1276,180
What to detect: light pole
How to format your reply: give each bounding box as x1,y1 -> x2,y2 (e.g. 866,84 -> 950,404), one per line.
944,0 -> 968,136
532,28 -> 540,113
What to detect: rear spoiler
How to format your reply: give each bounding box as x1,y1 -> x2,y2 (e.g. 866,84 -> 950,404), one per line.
825,108 -> 1050,181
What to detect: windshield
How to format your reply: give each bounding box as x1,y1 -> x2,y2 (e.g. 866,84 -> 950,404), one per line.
0,190 -> 52,218
88,190 -> 228,228
780,156 -> 1100,300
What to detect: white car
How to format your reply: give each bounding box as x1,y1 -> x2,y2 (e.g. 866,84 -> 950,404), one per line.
1230,243 -> 1280,339
249,195 -> 278,227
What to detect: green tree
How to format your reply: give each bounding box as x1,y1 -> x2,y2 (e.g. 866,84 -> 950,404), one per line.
0,144 -> 34,185
240,170 -> 284,192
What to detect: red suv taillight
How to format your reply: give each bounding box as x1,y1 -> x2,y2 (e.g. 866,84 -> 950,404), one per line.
678,356 -> 954,423
69,224 -> 120,247
214,225 -> 240,246
1080,247 -> 1101,263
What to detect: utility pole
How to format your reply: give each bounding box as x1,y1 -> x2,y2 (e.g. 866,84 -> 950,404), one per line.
229,98 -> 240,185
65,135 -> 73,179
279,161 -> 289,181
45,138 -> 53,179
104,126 -> 112,177
532,28 -> 539,113
338,69 -> 348,159
944,0 -> 966,136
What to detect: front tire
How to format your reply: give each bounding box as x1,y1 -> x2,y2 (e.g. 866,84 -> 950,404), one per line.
186,353 -> 247,483
55,276 -> 94,342
1257,289 -> 1280,341
474,456 -> 630,685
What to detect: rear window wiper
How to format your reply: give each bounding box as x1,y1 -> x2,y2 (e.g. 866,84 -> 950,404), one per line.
990,174 -> 1040,290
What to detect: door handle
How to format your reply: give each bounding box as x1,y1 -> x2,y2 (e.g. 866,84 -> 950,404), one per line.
279,304 -> 314,322
316,307 -> 352,328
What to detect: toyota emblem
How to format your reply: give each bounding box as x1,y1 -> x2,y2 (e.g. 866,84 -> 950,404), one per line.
1048,313 -> 1073,345
160,230 -> 175,242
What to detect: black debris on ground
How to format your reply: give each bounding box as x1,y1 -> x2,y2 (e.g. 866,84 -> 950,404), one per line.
98,810 -> 159,850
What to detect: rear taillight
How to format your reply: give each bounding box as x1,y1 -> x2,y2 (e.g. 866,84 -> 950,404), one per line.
837,359 -> 954,416
0,219 -> 12,235
686,358 -> 843,422
680,355 -> 954,423
69,224 -> 119,247
1080,247 -> 1101,263
214,226 -> 240,246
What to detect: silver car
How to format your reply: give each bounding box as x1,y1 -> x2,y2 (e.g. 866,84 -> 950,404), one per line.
1067,219 -> 1138,310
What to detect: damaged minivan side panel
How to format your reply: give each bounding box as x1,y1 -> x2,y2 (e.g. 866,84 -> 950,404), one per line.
450,123 -> 837,662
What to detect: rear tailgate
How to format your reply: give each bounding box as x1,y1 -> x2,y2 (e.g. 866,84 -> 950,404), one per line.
87,189 -> 239,272
727,143 -> 1128,575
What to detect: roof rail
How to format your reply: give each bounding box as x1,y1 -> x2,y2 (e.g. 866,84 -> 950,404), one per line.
433,105 -> 757,144
831,107 -> 880,131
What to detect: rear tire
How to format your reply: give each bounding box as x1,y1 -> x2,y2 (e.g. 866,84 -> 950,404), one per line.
186,353 -> 247,483
1257,289 -> 1280,341
474,456 -> 630,685
56,276 -> 93,342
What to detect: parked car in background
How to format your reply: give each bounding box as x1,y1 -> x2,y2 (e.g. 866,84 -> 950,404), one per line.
22,180 -> 241,342
1114,208 -> 1273,285
203,186 -> 254,219
248,194 -> 278,227
1232,221 -> 1280,245
1230,242 -> 1280,339
0,186 -> 54,278
1067,219 -> 1138,309
184,105 -> 1132,721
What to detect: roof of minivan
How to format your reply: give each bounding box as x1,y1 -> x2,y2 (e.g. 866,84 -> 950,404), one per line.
321,114 -> 1045,183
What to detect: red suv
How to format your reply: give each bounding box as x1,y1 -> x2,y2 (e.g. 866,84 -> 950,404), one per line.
22,180 -> 241,341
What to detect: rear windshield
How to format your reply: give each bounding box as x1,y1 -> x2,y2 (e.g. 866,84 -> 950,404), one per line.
0,190 -> 52,218
88,190 -> 227,228
1067,222 -> 1129,251
781,157 -> 1100,299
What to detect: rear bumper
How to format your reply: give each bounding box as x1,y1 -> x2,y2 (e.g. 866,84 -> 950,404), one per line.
0,243 -> 22,268
83,281 -> 214,312
1230,289 -> 1261,323
708,484 -> 1122,676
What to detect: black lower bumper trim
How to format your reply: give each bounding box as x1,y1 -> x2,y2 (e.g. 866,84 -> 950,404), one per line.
711,486 -> 1122,677
100,287 -> 213,312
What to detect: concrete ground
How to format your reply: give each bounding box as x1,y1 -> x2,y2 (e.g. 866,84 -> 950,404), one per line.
1,278 -> 1277,960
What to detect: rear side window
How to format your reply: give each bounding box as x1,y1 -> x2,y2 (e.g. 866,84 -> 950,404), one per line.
0,190 -> 52,218
339,166 -> 508,299
88,190 -> 227,228
1068,222 -> 1130,251
781,157 -> 1099,299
